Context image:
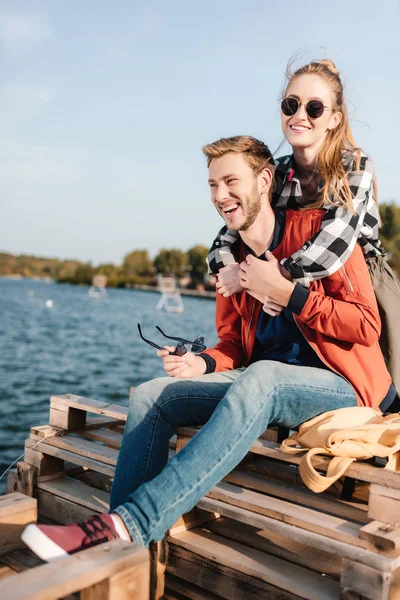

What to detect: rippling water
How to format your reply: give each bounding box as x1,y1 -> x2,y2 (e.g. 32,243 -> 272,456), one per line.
0,279 -> 217,494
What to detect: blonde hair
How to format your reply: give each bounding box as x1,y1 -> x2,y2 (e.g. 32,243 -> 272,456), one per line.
203,135 -> 275,177
284,59 -> 378,210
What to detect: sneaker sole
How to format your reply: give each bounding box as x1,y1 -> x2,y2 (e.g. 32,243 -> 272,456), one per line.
21,524 -> 69,562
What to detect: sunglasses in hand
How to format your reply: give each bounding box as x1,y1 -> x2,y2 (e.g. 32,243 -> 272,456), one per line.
137,324 -> 206,356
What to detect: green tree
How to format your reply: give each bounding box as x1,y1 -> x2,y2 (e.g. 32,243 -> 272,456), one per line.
187,245 -> 209,284
153,248 -> 188,277
122,250 -> 153,277
380,202 -> 400,275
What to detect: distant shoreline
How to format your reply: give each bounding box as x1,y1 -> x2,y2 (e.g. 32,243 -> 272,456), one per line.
132,284 -> 216,300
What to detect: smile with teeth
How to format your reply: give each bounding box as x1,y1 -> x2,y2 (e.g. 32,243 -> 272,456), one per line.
221,203 -> 240,214
290,124 -> 311,132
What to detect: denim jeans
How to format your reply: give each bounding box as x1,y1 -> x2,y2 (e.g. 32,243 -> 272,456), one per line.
111,361 -> 357,546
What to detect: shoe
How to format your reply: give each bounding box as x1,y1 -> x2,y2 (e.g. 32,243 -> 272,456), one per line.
21,513 -> 119,562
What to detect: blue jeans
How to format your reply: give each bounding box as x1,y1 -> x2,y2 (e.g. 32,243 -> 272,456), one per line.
110,361 -> 357,546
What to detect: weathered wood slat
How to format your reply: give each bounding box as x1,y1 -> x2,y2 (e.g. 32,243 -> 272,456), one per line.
0,494 -> 37,555
37,477 -> 110,514
205,517 -> 342,578
177,427 -> 400,489
368,483 -> 400,526
0,539 -> 149,600
224,468 -> 369,524
29,431 -> 119,466
81,428 -> 122,449
25,438 -> 115,477
206,480 -> 371,550
50,394 -> 129,420
168,528 -> 339,600
197,496 -> 400,572
0,548 -> 43,573
166,572 -> 228,599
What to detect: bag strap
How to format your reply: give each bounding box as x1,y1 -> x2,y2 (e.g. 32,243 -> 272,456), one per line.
280,434 -> 308,455
299,447 -> 356,493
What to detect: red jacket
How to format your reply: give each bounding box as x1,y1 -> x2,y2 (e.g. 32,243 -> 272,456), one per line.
203,210 -> 391,408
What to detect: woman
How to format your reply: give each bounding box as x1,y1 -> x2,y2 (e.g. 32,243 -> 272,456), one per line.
207,59 -> 399,404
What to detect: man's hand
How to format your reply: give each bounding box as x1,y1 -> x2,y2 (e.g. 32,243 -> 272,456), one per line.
216,263 -> 243,297
239,251 -> 295,307
157,346 -> 207,378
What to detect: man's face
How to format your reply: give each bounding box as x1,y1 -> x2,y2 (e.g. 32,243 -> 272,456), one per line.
208,153 -> 262,232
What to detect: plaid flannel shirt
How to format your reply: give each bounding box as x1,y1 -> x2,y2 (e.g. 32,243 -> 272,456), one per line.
207,151 -> 382,286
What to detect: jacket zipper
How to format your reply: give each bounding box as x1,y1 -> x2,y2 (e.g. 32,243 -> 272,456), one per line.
341,265 -> 354,294
246,298 -> 256,363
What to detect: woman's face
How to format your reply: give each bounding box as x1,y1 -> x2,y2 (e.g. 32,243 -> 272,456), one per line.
281,73 -> 341,152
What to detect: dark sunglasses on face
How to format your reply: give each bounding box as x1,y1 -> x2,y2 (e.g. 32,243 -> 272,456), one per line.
281,97 -> 332,120
137,323 -> 206,356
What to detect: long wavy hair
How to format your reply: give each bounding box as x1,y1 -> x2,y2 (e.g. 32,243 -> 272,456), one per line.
283,59 -> 378,211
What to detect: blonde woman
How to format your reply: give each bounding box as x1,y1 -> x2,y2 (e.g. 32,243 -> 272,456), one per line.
207,59 -> 399,405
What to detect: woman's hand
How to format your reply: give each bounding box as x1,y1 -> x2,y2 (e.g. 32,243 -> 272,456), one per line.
157,346 -> 207,378
216,263 -> 243,297
239,251 -> 295,306
247,289 -> 285,316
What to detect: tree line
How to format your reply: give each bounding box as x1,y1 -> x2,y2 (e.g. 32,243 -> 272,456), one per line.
1,202 -> 399,286
0,245 -> 210,288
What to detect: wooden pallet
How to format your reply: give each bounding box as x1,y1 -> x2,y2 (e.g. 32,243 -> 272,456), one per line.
4,393 -> 400,599
0,491 -> 149,599
168,426 -> 400,600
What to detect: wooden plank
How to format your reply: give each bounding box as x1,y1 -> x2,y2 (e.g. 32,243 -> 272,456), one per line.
197,496 -> 399,572
37,477 -> 110,513
29,431 -> 119,466
0,494 -> 37,555
74,470 -> 114,493
81,561 -> 150,600
81,428 -> 122,450
6,469 -> 18,494
50,394 -> 129,420
24,446 -> 64,477
205,517 -> 342,578
0,563 -> 17,581
168,544 -> 303,600
166,573 -> 224,599
0,539 -> 149,600
168,528 -> 339,600
170,508 -> 220,536
0,547 -> 43,572
25,438 -> 115,477
360,521 -> 400,554
341,559 -> 393,600
16,462 -> 37,497
150,539 -> 167,600
176,428 -> 400,490
224,468 -> 369,524
37,487 -> 98,523
49,405 -> 86,430
205,481 -> 371,551
368,484 -> 400,526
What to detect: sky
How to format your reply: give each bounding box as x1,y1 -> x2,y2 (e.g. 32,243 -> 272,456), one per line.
1,0 -> 399,265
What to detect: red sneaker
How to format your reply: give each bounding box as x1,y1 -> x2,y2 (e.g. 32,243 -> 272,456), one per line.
21,513 -> 119,562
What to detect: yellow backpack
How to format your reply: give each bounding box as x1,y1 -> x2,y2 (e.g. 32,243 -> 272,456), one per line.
280,407 -> 400,493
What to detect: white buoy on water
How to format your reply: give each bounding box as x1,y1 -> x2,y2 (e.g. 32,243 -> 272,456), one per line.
45,299 -> 53,308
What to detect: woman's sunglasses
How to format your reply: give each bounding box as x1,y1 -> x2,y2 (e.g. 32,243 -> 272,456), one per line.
137,323 -> 206,357
281,97 -> 332,120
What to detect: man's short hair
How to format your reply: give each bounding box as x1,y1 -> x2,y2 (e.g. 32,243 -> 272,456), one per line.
202,135 -> 275,177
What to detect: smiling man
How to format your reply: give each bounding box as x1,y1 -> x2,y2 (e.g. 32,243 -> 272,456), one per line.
22,136 -> 391,559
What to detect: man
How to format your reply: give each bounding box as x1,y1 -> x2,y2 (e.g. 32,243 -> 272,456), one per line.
22,136 -> 391,559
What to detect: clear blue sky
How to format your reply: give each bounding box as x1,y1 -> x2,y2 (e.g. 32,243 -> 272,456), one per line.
1,1 -> 399,265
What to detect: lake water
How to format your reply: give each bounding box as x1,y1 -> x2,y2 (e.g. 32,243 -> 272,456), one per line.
0,279 -> 217,494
